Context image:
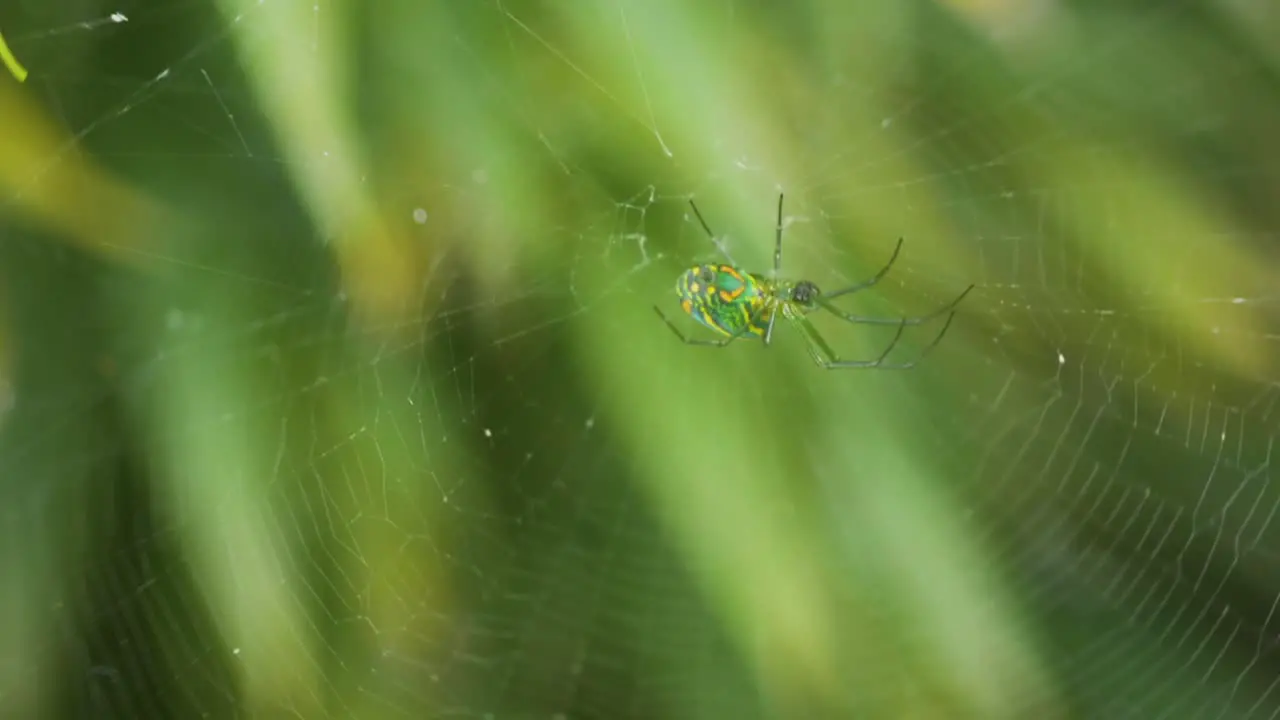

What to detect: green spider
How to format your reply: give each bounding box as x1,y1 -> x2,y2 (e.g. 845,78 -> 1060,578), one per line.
653,194 -> 973,369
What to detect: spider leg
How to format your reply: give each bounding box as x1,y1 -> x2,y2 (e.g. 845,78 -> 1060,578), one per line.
819,311 -> 959,370
763,306 -> 781,347
817,283 -> 974,326
772,193 -> 785,278
687,199 -> 738,266
820,238 -> 904,300
688,199 -> 716,240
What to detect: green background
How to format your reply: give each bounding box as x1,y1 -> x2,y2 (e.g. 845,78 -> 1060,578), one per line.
2,1 -> 1280,718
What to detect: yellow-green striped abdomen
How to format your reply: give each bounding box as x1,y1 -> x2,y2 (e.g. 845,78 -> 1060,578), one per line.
675,264 -> 773,338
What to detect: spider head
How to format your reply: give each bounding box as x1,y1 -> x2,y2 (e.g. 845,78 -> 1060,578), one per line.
791,280 -> 821,308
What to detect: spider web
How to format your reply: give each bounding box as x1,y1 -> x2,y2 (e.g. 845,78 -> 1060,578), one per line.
2,1 -> 1280,718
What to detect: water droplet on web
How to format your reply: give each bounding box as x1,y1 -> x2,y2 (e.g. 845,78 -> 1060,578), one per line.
412,208 -> 428,224
110,12 -> 129,23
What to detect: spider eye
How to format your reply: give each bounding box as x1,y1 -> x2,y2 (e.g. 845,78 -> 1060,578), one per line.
697,267 -> 717,285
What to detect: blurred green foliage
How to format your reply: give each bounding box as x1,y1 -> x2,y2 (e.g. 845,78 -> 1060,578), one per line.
2,0 -> 1280,718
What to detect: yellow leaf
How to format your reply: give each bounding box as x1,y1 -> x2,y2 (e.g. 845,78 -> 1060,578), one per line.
0,29 -> 27,83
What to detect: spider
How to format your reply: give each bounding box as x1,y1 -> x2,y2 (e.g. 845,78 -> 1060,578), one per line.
653,193 -> 974,369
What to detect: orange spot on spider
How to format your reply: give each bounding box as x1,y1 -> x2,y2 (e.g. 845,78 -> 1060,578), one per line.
681,299 -> 693,314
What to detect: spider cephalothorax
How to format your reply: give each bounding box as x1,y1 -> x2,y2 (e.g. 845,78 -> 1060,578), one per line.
789,280 -> 820,307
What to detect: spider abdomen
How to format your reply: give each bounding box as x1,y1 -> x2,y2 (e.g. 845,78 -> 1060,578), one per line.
675,264 -> 773,338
